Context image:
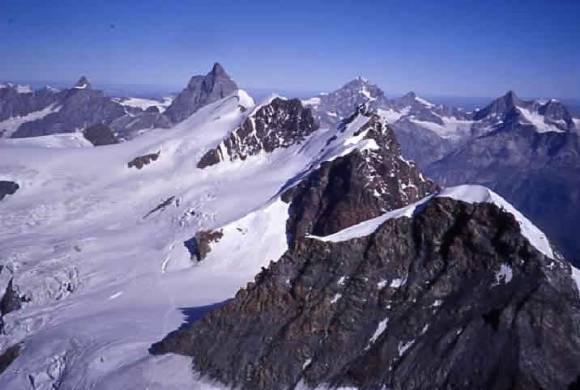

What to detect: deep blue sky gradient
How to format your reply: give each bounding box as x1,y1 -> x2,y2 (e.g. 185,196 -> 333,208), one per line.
1,0 -> 579,98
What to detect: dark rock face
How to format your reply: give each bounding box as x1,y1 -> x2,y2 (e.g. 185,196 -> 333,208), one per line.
184,230 -> 224,262
0,344 -> 20,375
164,63 -> 238,124
198,98 -> 318,168
0,181 -> 19,201
127,151 -> 160,169
0,84 -> 60,124
0,279 -> 24,316
82,123 -> 119,146
151,197 -> 580,390
282,111 -> 438,246
427,128 -> 580,265
0,279 -> 28,334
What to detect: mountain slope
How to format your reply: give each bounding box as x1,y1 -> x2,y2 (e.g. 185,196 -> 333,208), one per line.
151,184 -> 580,390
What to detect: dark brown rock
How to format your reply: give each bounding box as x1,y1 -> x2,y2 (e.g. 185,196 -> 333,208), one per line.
184,230 -> 224,261
127,151 -> 160,169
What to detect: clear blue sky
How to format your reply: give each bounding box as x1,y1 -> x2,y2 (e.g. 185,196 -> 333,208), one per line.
1,0 -> 579,98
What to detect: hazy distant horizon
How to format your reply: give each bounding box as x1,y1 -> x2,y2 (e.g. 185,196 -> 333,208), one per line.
1,0 -> 579,99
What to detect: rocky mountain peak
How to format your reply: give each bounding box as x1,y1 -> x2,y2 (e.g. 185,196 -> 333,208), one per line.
502,90 -> 521,106
209,62 -> 228,78
165,63 -> 238,123
472,90 -> 524,122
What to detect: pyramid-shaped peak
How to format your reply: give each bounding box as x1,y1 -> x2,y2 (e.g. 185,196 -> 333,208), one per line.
503,90 -> 519,102
210,62 -> 227,76
74,76 -> 91,89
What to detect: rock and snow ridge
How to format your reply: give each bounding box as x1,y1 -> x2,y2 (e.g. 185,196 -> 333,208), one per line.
310,184 -> 554,259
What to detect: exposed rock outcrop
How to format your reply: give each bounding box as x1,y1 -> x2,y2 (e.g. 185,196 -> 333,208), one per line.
0,344 -> 20,375
0,181 -> 19,201
0,278 -> 28,334
127,151 -> 160,169
198,98 -> 318,168
184,230 -> 224,262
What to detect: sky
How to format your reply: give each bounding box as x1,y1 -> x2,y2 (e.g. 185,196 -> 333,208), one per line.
1,0 -> 579,99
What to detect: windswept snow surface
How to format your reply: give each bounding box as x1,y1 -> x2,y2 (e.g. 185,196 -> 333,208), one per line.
0,89 -> 359,389
311,184 -> 554,259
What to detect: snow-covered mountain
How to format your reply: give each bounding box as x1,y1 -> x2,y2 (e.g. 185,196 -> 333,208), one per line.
1,65 -> 580,390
